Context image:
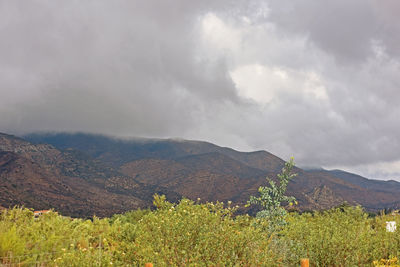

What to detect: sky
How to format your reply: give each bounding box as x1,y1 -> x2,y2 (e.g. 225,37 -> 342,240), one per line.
1,0 -> 400,180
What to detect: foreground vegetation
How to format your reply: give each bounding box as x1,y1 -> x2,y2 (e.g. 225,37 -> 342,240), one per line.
2,160 -> 400,266
2,159 -> 399,266
1,199 -> 400,266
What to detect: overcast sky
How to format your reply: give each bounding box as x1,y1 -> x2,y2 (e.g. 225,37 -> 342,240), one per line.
1,0 -> 400,180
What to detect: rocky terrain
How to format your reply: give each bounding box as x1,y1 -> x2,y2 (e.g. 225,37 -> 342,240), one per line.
1,132 -> 399,217
0,133 -> 178,217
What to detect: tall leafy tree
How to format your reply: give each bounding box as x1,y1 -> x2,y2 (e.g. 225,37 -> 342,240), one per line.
248,157 -> 297,229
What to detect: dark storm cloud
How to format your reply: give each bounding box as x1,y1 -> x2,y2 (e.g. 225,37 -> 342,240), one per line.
1,0 -> 400,179
0,0 -> 246,136
230,0 -> 400,177
265,0 -> 400,63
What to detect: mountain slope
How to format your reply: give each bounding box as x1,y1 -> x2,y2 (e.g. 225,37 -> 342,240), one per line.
295,170 -> 400,211
0,133 -> 180,217
323,169 -> 400,193
25,133 -> 285,171
120,153 -> 268,204
8,132 -> 400,214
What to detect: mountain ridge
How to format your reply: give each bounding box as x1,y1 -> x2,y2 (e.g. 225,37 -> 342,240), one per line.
0,132 -> 399,217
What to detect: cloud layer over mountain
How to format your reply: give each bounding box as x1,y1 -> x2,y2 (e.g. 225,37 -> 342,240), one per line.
1,0 -> 400,179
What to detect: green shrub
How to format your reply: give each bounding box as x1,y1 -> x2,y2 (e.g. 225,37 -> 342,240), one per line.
1,200 -> 400,266
130,196 -> 279,266
280,206 -> 395,266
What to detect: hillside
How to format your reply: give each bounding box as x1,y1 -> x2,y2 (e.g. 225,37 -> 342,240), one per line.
298,169 -> 400,211
25,133 -> 285,171
20,132 -> 400,213
0,133 -> 179,217
324,169 -> 400,193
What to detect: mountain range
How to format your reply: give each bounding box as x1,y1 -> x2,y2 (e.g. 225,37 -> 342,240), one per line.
0,132 -> 399,217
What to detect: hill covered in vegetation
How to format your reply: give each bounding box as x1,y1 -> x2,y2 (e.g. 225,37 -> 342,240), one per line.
24,132 -> 400,213
2,132 -> 400,217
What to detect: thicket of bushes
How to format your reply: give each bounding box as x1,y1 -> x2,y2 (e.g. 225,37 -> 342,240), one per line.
1,198 -> 400,266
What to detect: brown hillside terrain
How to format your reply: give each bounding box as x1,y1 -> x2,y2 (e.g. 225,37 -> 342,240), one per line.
0,150 -> 145,217
0,133 -> 180,217
301,170 -> 400,211
1,132 -> 399,216
120,153 -> 400,212
120,156 -> 266,203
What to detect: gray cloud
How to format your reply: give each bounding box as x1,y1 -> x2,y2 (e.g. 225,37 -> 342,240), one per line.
265,0 -> 400,63
0,0 -> 244,135
1,0 -> 400,180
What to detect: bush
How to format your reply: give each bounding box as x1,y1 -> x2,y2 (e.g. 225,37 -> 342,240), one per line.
130,195 -> 279,266
280,206 -> 400,266
2,200 -> 400,266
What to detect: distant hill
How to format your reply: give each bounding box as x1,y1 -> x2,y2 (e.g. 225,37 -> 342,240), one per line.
300,169 -> 400,211
323,169 -> 400,193
0,132 -> 398,217
0,133 -> 179,217
25,133 -> 285,171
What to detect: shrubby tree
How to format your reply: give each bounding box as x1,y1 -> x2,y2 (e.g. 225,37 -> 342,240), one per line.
248,157 -> 297,230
